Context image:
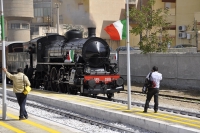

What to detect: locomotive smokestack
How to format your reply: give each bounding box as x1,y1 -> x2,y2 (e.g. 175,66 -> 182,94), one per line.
88,27 -> 96,38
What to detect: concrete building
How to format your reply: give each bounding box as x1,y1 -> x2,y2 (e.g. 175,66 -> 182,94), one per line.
50,0 -> 130,50
42,0 -> 200,50
3,0 -> 33,42
31,0 -> 54,39
155,0 -> 200,49
2,0 -> 200,50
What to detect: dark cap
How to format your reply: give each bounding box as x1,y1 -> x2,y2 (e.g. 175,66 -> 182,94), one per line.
17,68 -> 23,73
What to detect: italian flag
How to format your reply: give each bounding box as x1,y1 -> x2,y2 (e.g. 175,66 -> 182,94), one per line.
67,50 -> 74,62
104,20 -> 127,40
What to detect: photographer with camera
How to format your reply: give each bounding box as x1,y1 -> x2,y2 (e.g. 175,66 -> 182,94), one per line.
143,66 -> 162,113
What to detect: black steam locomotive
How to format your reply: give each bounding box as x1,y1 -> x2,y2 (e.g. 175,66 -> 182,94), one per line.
7,28 -> 124,98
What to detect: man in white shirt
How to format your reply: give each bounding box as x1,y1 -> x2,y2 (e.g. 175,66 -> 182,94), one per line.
144,66 -> 162,113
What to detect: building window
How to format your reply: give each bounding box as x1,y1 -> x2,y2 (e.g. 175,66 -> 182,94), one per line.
9,23 -> 30,30
165,3 -> 171,9
43,8 -> 51,17
34,2 -> 51,17
34,8 -> 43,17
22,24 -> 29,29
10,23 -> 20,29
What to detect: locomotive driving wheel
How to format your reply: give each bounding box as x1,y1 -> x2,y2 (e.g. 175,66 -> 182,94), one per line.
50,67 -> 59,92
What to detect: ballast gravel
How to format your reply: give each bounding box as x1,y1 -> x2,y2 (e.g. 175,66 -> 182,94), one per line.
0,96 -> 155,133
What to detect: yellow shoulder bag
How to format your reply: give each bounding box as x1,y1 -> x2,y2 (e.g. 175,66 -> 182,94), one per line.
23,75 -> 31,95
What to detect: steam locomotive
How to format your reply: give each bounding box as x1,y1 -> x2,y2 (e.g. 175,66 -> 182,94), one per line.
7,28 -> 124,98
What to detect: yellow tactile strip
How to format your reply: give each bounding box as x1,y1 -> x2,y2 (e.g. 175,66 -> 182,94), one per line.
0,111 -> 60,133
0,121 -> 25,133
33,90 -> 200,130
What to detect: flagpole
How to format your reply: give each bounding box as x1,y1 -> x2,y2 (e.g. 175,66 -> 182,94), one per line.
1,0 -> 7,120
126,0 -> 131,110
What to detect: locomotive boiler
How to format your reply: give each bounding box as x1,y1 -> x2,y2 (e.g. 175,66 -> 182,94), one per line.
7,27 -> 124,99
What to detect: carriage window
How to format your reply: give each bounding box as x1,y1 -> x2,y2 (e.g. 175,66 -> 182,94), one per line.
8,43 -> 23,53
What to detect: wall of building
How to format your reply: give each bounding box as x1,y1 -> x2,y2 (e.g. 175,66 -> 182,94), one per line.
4,0 -> 33,18
176,0 -> 200,46
37,0 -> 200,49
118,52 -> 200,90
3,0 -> 33,41
52,0 -> 90,34
50,0 -> 139,49
7,30 -> 30,41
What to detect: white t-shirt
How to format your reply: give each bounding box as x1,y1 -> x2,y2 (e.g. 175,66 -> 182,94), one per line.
146,71 -> 162,88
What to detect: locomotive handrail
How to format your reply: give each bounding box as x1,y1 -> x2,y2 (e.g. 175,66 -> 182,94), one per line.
37,62 -> 76,65
116,49 -> 120,73
43,56 -> 63,58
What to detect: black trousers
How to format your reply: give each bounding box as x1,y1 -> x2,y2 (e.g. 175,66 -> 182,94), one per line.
15,93 -> 28,118
144,88 -> 159,111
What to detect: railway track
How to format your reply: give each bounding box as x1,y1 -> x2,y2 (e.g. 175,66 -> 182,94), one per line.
1,95 -> 136,133
122,90 -> 200,103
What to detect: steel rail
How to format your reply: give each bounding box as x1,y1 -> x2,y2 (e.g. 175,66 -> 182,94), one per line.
122,90 -> 200,103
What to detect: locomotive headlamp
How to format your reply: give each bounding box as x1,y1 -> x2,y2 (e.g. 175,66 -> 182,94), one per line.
116,78 -> 124,86
88,79 -> 96,88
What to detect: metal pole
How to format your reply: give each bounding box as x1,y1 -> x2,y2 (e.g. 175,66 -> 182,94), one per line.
195,20 -> 198,48
47,15 -> 50,32
50,0 -> 53,29
126,0 -> 131,110
140,0 -> 142,42
1,0 -> 7,120
55,3 -> 59,34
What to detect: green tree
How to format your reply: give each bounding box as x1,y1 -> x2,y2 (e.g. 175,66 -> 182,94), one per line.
129,0 -> 172,53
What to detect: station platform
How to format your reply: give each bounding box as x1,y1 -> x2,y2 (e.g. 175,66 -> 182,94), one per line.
0,105 -> 83,133
1,86 -> 200,133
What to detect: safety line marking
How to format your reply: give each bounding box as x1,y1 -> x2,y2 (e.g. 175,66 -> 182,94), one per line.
0,121 -> 25,133
54,94 -> 200,128
120,108 -> 200,129
150,112 -> 200,124
122,107 -> 200,124
136,111 -> 200,129
0,111 -> 60,133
